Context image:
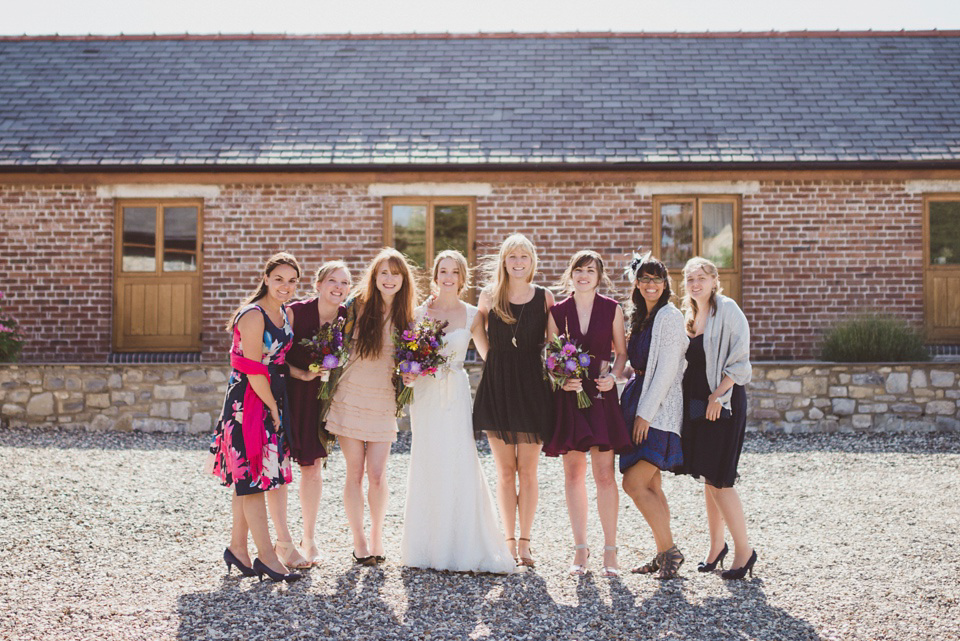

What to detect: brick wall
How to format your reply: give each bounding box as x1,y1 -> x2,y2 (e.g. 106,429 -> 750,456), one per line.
0,178 -> 928,362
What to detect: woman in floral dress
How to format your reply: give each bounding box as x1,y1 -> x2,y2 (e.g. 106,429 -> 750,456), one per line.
209,252 -> 319,582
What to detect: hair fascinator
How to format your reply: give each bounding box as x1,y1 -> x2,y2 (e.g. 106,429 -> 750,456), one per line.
624,250 -> 652,280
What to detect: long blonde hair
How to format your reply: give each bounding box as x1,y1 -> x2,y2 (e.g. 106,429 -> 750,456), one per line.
481,234 -> 538,324
352,248 -> 417,359
431,249 -> 471,298
681,256 -> 723,334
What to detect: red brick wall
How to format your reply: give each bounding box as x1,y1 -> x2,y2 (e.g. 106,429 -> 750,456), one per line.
0,184 -> 114,361
0,178 -> 927,362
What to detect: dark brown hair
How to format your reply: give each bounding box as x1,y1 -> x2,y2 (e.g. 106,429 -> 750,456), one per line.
226,252 -> 301,331
627,255 -> 672,336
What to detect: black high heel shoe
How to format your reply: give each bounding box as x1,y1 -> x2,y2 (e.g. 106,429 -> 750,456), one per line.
253,558 -> 302,583
223,548 -> 257,578
721,549 -> 757,580
698,543 -> 728,573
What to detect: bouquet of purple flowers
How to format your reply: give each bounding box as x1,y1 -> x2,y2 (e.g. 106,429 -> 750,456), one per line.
392,317 -> 450,416
544,334 -> 593,409
300,315 -> 349,400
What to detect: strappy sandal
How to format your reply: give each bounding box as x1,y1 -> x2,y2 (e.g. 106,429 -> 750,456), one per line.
602,545 -> 620,577
568,543 -> 590,576
275,540 -> 313,569
631,551 -> 664,575
517,537 -> 536,568
657,545 -> 684,580
299,540 -> 323,566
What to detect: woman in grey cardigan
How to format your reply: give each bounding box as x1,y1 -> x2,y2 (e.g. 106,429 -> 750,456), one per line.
679,257 -> 757,580
618,254 -> 688,580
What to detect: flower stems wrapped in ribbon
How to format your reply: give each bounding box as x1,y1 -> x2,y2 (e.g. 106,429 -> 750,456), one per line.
299,315 -> 348,400
392,317 -> 450,417
544,334 -> 593,409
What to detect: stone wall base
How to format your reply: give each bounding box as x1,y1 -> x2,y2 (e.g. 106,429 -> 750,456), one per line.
2,362 -> 959,434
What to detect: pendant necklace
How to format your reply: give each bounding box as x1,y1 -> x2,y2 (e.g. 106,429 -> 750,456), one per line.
510,300 -> 527,348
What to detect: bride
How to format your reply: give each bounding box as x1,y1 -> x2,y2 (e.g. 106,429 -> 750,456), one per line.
400,250 -> 517,574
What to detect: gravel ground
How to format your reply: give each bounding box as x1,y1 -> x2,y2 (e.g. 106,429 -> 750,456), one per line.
1,428 -> 958,641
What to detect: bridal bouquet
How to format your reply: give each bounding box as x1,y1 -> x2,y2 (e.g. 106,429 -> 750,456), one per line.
300,315 -> 348,400
544,334 -> 593,409
392,317 -> 450,416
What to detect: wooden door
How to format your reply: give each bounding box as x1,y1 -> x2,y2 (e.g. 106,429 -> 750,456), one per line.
924,195 -> 960,341
113,201 -> 202,351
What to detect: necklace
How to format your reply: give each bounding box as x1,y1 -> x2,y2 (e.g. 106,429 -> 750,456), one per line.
510,300 -> 527,348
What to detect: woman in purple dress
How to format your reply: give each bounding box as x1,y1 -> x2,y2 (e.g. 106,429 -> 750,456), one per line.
544,250 -> 631,576
285,260 -> 351,566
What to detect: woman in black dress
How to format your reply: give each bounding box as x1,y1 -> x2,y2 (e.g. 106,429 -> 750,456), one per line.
679,257 -> 757,580
473,234 -> 554,567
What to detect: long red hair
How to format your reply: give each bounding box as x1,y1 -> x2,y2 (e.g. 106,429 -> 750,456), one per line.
352,248 -> 417,359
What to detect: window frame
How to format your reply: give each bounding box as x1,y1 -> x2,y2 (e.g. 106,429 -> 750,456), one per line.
652,194 -> 742,302
112,199 -> 204,352
382,196 -> 477,270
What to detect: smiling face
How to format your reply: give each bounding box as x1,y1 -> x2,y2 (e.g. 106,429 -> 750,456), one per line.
434,257 -> 464,295
315,267 -> 351,307
375,259 -> 402,300
684,267 -> 717,304
264,264 -> 299,305
636,270 -> 666,308
571,259 -> 600,293
504,247 -> 533,282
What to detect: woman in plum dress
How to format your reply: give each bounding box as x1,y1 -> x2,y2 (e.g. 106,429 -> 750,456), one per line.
543,250 -> 631,576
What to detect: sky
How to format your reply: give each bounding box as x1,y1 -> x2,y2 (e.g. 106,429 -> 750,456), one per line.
2,0 -> 958,36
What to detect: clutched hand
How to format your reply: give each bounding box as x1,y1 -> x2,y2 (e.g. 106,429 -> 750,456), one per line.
595,373 -> 615,392
561,378 -> 583,393
401,372 -> 418,386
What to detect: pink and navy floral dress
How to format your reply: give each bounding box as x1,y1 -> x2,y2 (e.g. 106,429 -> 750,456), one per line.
209,304 -> 294,496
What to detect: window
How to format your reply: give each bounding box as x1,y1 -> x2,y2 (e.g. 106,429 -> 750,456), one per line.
924,195 -> 960,341
653,195 -> 741,302
383,197 -> 476,270
113,200 -> 202,351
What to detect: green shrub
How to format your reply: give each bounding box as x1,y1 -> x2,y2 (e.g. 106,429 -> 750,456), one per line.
819,314 -> 929,362
0,291 -> 25,363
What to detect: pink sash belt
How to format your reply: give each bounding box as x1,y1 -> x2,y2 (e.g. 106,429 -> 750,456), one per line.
231,352 -> 271,480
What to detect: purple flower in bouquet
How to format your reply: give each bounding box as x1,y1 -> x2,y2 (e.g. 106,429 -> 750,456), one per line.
562,343 -> 577,356
408,361 -> 421,375
578,353 -> 591,367
402,329 -> 416,341
399,361 -> 412,373
543,333 -> 593,409
322,354 -> 340,369
565,358 -> 578,372
546,355 -> 557,370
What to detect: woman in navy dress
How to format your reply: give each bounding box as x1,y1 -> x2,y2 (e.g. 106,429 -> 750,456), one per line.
617,253 -> 688,579
544,250 -> 630,576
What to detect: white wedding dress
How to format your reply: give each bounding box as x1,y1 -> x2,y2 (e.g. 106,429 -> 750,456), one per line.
400,303 -> 517,574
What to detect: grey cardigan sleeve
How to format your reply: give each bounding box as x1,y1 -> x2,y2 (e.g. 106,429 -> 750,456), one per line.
636,306 -> 687,422
706,295 -> 752,408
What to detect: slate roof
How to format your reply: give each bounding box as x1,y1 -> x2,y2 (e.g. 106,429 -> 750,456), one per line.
1,32 -> 959,169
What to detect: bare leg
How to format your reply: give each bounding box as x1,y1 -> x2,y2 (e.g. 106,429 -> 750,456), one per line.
240,492 -> 286,574
299,463 -> 324,560
338,436 -> 371,558
365,441 -> 392,557
563,451 -> 589,567
591,448 -> 619,570
267,485 -> 309,567
487,434 -> 519,558
229,491 -> 252,567
516,441 -> 542,563
622,461 -> 674,553
704,484 -> 727,560
707,485 -> 752,567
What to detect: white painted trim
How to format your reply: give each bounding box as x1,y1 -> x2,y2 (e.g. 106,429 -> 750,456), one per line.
96,184 -> 221,199
367,183 -> 493,197
634,181 -> 760,196
905,180 -> 960,194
